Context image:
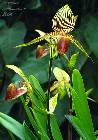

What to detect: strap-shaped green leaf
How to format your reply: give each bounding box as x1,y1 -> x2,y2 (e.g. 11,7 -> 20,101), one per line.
0,112 -> 31,140
50,114 -> 63,140
31,108 -> 49,140
71,69 -> 96,140
29,75 -> 46,102
66,115 -> 90,140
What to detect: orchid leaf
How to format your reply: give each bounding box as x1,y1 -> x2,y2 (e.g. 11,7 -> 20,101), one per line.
50,114 -> 63,140
29,75 -> 46,102
30,108 -> 49,140
0,112 -> 24,140
68,52 -> 79,70
66,115 -> 89,140
69,69 -> 96,140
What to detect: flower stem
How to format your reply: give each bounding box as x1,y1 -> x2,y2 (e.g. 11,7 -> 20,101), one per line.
47,46 -> 53,138
67,67 -> 72,140
68,97 -> 72,140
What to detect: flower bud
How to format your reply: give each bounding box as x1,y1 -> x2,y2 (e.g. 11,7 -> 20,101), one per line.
36,45 -> 49,58
57,37 -> 70,55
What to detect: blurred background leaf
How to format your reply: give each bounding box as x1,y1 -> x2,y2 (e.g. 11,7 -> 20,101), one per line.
84,14 -> 98,57
26,0 -> 41,9
0,20 -> 26,63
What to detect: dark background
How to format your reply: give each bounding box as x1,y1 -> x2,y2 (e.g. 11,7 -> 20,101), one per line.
0,0 -> 98,139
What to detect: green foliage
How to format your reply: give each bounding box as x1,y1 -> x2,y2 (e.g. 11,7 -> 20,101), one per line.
0,65 -> 63,139
50,114 -> 63,140
0,65 -> 98,140
31,108 -> 49,140
0,20 -> 26,63
29,75 -> 46,102
84,15 -> 98,57
23,122 -> 38,140
0,112 -> 37,140
68,52 -> 79,70
66,69 -> 96,140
